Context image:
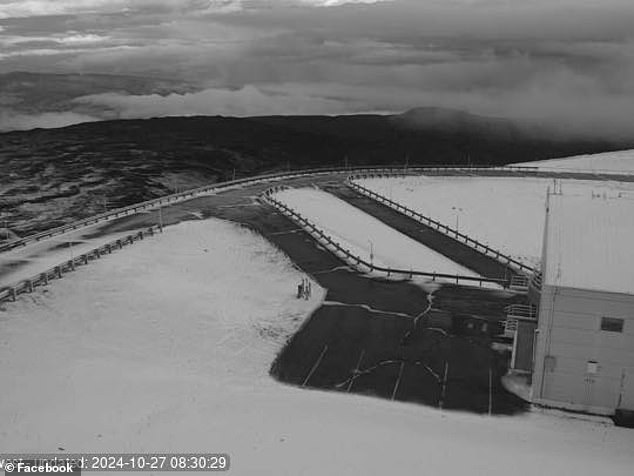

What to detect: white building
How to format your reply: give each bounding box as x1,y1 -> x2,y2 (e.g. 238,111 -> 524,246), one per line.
528,191 -> 634,419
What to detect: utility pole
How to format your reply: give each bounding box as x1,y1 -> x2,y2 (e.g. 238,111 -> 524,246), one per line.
452,206 -> 463,231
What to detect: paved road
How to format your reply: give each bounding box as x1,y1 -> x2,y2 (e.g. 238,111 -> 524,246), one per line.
50,174 -> 528,413
1,170 -> 529,413
30,168 -> 634,413
324,182 -> 521,281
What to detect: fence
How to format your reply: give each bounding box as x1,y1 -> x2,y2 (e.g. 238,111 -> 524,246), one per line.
0,226 -> 161,304
346,177 -> 539,276
262,186 -> 510,289
0,164 -> 541,255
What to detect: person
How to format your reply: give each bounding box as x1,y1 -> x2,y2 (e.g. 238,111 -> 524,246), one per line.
297,281 -> 304,299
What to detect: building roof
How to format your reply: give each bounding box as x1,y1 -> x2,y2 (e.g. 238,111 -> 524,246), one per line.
543,191 -> 634,295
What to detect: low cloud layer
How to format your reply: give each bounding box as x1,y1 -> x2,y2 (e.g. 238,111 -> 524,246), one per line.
2,0 -> 634,139
0,110 -> 100,131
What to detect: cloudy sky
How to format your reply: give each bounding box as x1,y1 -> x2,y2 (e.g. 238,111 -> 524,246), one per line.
1,0 -> 634,137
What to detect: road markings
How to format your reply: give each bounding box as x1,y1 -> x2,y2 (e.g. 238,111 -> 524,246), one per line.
439,361 -> 449,409
347,349 -> 366,393
391,361 -> 406,401
302,344 -> 329,387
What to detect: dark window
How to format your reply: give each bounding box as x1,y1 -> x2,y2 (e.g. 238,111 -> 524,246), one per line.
600,317 -> 624,333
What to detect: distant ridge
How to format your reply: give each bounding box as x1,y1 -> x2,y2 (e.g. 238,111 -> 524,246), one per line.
1,111 -> 632,237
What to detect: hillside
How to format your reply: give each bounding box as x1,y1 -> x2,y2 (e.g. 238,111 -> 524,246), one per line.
1,109 -> 632,238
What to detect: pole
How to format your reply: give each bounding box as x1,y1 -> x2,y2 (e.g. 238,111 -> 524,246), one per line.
368,240 -> 374,265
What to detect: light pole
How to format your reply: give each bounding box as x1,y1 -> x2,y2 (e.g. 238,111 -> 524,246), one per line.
451,206 -> 464,231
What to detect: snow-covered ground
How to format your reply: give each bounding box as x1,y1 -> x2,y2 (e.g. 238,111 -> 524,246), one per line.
273,187 -> 481,280
2,218 -> 634,475
514,149 -> 634,173
0,221 -> 162,287
356,176 -> 634,267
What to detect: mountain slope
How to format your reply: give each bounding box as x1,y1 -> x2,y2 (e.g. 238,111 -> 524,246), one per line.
1,110 -> 632,238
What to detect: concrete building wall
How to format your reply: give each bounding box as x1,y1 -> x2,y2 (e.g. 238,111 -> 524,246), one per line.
533,285 -> 634,415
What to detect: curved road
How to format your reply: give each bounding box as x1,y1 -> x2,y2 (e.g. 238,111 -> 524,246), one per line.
3,167 -> 631,413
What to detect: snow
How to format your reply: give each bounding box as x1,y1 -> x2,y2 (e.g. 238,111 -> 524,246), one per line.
273,187 -> 481,280
0,222 -> 159,287
356,175 -> 634,267
514,149 -> 634,173
2,218 -> 634,474
544,193 -> 634,295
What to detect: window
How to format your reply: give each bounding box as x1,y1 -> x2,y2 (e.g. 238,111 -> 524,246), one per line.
600,317 -> 624,333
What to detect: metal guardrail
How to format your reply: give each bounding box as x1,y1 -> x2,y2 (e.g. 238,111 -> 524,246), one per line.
530,271 -> 543,291
503,303 -> 537,338
514,165 -> 634,177
505,304 -> 538,320
0,164 -> 539,255
346,177 -> 539,276
262,186 -> 510,288
0,226 -> 161,304
5,162 -> 632,256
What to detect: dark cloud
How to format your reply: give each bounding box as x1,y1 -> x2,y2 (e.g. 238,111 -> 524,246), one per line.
1,0 -> 634,139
